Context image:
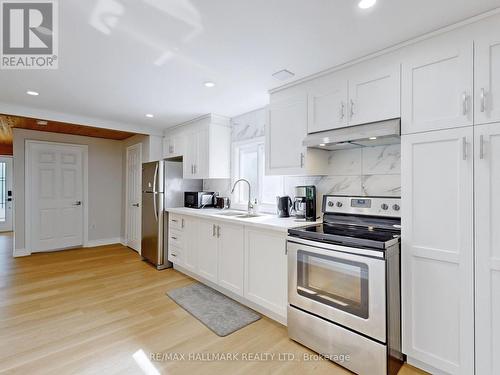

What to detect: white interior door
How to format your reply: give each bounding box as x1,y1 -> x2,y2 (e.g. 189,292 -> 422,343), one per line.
28,141 -> 86,252
0,157 -> 13,232
126,143 -> 142,252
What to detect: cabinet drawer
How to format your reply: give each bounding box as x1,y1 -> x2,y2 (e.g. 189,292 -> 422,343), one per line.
169,215 -> 185,231
168,245 -> 182,263
168,229 -> 183,248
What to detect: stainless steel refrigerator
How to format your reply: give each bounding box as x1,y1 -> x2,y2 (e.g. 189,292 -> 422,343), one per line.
141,160 -> 201,269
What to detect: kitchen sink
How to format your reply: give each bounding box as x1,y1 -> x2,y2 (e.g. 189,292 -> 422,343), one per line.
216,211 -> 246,216
234,213 -> 263,219
215,211 -> 264,219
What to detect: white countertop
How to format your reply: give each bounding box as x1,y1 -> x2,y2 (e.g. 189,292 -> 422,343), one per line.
165,207 -> 321,233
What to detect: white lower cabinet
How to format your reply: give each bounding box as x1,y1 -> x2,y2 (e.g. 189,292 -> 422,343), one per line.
168,215 -> 288,323
217,222 -> 245,296
244,228 -> 287,319
197,220 -> 219,283
402,127 -> 474,374
475,123 -> 500,375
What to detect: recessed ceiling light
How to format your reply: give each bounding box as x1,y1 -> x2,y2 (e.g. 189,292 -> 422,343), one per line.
358,0 -> 376,9
145,114 -> 154,118
369,137 -> 377,140
204,81 -> 216,88
26,90 -> 39,96
36,120 -> 48,126
319,143 -> 326,147
272,69 -> 295,81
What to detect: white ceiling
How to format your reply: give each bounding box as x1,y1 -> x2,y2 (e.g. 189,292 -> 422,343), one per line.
1,0 -> 499,133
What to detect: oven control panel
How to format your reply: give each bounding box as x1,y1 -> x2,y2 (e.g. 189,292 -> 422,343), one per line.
323,195 -> 401,217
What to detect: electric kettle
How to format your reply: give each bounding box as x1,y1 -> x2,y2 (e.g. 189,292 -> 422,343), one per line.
276,196 -> 293,218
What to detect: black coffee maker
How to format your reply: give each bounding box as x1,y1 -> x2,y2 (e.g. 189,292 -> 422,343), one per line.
276,196 -> 293,218
293,186 -> 316,221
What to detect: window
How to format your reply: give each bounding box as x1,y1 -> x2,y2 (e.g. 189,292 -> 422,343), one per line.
232,137 -> 283,213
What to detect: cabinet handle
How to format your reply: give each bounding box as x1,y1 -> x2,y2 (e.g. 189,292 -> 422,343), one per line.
171,236 -> 177,240
480,135 -> 485,160
171,219 -> 178,223
480,88 -> 486,113
171,253 -> 177,257
181,218 -> 185,228
340,102 -> 345,120
462,92 -> 468,116
300,152 -> 304,168
212,224 -> 216,237
462,137 -> 468,160
217,225 -> 221,238
350,99 -> 355,119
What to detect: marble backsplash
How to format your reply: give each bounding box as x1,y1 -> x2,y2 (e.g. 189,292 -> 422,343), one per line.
203,108 -> 401,211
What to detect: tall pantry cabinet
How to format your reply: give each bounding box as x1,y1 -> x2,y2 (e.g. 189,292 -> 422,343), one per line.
401,18 -> 500,375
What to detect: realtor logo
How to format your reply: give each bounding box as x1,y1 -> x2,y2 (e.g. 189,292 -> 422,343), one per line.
1,0 -> 58,69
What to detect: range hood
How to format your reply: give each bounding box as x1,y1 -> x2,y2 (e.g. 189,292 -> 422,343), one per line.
303,118 -> 401,151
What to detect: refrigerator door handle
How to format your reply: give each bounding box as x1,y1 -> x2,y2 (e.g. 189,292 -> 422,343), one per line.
153,193 -> 158,222
153,162 -> 159,193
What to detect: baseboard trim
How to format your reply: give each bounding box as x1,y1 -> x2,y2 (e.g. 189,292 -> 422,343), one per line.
85,237 -> 122,248
13,248 -> 31,257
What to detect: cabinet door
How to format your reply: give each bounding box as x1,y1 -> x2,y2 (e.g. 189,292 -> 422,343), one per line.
266,93 -> 308,174
402,37 -> 473,134
308,73 -> 348,133
162,137 -> 171,158
401,127 -> 474,375
182,130 -> 197,178
348,62 -> 400,126
194,127 -> 209,179
475,123 -> 500,375
197,220 -> 218,283
475,32 -> 500,125
217,222 -> 244,296
183,216 -> 198,272
244,228 -> 287,319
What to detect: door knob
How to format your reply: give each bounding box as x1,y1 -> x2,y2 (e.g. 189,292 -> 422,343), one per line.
132,203 -> 140,207
73,201 -> 82,206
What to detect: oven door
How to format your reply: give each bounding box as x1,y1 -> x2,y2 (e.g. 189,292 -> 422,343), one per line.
288,239 -> 386,342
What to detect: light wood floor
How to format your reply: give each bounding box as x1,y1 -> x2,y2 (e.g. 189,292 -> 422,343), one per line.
0,233 -> 427,375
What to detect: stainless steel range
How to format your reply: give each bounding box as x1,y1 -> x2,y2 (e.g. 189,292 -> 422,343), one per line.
287,195 -> 403,375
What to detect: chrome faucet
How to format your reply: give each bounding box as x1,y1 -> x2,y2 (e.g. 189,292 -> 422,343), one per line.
231,178 -> 254,214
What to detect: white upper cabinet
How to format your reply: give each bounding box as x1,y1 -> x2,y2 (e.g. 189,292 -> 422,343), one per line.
402,34 -> 473,134
163,132 -> 186,159
167,114 -> 230,179
308,72 -> 348,133
475,25 -> 500,125
307,57 -> 400,134
266,91 -> 329,176
267,92 -> 308,171
475,123 -> 500,375
401,127 -> 474,375
348,60 -> 401,126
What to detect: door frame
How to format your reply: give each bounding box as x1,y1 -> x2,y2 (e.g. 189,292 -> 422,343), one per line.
25,140 -> 89,253
0,156 -> 14,232
124,143 -> 142,253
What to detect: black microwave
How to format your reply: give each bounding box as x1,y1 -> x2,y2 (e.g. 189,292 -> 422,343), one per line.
184,192 -> 215,209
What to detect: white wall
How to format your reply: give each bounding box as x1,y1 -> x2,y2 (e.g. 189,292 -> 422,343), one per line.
13,128 -> 124,253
